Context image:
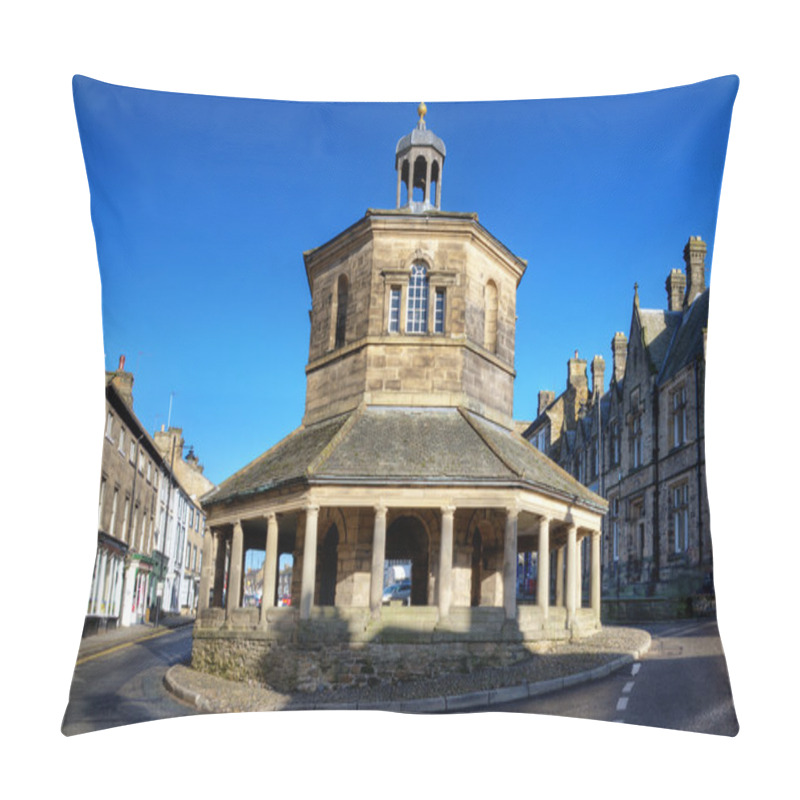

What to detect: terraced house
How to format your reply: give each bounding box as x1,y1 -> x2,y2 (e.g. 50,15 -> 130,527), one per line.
88,357 -> 209,635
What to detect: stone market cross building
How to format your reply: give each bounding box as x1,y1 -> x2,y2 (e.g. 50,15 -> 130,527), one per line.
194,105 -> 607,690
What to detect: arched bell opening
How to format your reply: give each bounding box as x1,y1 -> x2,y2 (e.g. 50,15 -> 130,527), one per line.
412,155 -> 428,204
385,515 -> 430,606
429,159 -> 440,208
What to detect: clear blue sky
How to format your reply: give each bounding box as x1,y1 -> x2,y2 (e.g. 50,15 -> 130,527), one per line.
73,75 -> 737,487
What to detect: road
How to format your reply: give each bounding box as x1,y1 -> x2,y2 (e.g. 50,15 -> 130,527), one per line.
490,619 -> 739,736
61,625 -> 200,736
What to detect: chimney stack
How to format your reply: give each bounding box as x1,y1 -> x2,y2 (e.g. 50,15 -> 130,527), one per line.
109,354 -> 134,407
566,351 -> 589,421
611,333 -> 628,384
683,235 -> 707,308
591,355 -> 605,401
538,390 -> 555,416
666,268 -> 687,312
567,351 -> 588,392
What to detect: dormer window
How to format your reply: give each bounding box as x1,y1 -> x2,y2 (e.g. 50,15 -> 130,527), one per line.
406,263 -> 429,333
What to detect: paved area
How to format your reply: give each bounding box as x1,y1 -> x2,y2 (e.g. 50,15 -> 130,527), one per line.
74,617 -> 651,714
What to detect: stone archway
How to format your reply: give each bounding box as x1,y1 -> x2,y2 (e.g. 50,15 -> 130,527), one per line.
385,515 -> 429,606
318,524 -> 339,607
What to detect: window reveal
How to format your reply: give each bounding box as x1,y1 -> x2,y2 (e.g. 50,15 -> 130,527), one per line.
434,288 -> 445,333
388,287 -> 401,332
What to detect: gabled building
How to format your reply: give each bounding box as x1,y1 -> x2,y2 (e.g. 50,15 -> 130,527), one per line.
525,237 -> 713,619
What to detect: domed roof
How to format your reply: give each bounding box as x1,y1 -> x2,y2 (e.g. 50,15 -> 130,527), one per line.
396,102 -> 446,159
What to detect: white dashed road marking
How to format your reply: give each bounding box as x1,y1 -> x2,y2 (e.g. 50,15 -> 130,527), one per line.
614,662 -> 640,722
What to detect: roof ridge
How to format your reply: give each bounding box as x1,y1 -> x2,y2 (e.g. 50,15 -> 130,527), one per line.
306,405 -> 364,475
457,408 -> 521,478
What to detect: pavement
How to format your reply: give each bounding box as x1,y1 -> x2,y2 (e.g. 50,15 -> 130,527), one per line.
74,612 -> 195,664
73,615 -> 652,714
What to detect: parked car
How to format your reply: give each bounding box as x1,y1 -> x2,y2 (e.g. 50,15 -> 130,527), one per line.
382,579 -> 411,605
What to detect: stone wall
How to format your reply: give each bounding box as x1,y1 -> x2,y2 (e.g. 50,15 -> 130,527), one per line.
192,633 -> 540,694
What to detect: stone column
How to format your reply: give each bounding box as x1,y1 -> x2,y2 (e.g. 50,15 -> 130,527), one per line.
566,524 -> 577,627
536,516 -> 550,620
425,159 -> 432,205
197,526 -> 215,612
503,507 -> 519,620
438,505 -> 456,618
435,159 -> 442,209
260,512 -> 279,623
397,162 -> 403,208
555,546 -> 564,607
591,530 -> 602,619
213,531 -> 226,608
227,521 -> 244,615
300,505 -> 319,620
576,535 -> 583,609
369,504 -> 388,615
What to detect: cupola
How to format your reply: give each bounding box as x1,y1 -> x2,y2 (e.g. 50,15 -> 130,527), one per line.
395,102 -> 446,211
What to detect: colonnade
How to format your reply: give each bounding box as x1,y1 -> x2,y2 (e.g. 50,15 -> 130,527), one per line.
198,501 -> 602,629
396,153 -> 443,210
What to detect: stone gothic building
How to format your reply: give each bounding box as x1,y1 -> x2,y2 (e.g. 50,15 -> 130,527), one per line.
194,105 -> 607,690
524,237 -> 713,619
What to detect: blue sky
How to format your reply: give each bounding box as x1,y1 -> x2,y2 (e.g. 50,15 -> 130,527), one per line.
73,75 -> 737,486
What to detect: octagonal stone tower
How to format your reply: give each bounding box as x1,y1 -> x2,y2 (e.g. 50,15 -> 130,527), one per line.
303,106 -> 526,430
197,106 -> 607,692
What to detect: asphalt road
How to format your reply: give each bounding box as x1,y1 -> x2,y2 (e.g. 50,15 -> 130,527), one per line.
61,625 -> 199,736
487,619 -> 739,736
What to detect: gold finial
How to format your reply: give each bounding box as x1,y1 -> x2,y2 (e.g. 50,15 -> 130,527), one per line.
418,101 -> 427,121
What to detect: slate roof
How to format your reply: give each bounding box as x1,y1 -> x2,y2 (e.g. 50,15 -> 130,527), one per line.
638,308 -> 683,374
396,125 -> 446,158
657,289 -> 709,384
203,405 -> 605,512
